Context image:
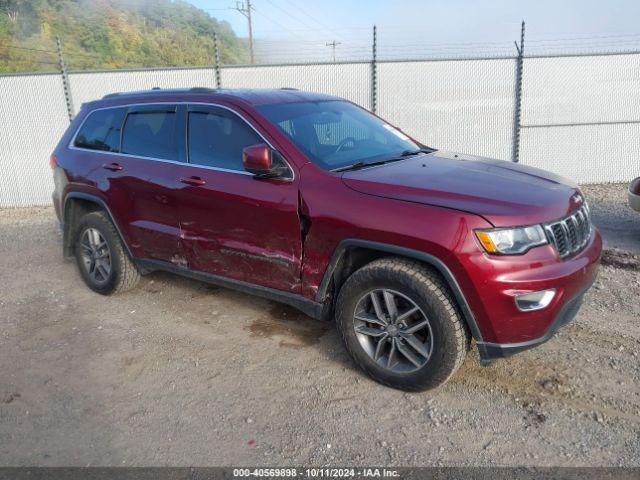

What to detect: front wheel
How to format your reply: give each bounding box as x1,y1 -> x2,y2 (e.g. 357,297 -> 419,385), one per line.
335,257 -> 469,391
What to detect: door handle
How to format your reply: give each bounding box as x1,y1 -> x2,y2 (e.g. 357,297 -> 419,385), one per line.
103,162 -> 123,172
180,176 -> 206,186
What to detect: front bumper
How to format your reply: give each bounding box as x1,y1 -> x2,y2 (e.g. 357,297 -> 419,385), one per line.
453,226 -> 601,346
476,281 -> 590,362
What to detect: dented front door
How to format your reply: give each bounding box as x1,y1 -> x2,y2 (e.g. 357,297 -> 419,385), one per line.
174,104 -> 303,293
175,167 -> 302,292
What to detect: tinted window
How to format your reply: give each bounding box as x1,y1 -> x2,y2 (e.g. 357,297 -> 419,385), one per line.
312,113 -> 368,147
121,110 -> 177,160
257,101 -> 422,171
188,110 -> 262,171
74,108 -> 125,152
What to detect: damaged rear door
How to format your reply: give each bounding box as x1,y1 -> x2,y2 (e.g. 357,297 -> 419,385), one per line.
174,104 -> 303,292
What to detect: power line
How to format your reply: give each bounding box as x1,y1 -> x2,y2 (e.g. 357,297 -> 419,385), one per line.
278,0 -> 348,33
263,0 -> 318,32
250,6 -> 307,41
255,36 -> 370,44
192,7 -> 234,12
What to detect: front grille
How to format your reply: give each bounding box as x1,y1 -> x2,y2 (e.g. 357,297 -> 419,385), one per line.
544,205 -> 592,258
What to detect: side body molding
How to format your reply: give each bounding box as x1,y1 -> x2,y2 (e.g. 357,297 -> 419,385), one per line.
316,239 -> 484,342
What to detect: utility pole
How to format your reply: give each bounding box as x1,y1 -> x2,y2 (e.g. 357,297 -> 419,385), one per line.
326,40 -> 341,62
234,0 -> 254,64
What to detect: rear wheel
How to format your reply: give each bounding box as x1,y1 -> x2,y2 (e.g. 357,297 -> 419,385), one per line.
74,211 -> 140,295
335,257 -> 469,391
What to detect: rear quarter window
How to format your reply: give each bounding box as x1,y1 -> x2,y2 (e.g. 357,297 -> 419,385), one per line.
74,108 -> 126,152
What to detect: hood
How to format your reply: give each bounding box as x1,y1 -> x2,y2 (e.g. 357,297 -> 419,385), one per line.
341,151 -> 582,227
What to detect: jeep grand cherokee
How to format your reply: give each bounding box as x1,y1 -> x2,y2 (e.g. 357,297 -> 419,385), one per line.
51,88 -> 601,391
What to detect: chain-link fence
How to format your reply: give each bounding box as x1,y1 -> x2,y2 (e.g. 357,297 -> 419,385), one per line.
519,52 -> 640,183
1,51 -> 639,207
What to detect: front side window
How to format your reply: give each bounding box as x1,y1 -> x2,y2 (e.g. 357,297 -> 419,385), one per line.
74,108 -> 125,152
121,110 -> 177,161
188,109 -> 262,171
257,101 -> 423,171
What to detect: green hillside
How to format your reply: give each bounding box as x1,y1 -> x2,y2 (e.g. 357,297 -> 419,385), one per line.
0,0 -> 249,73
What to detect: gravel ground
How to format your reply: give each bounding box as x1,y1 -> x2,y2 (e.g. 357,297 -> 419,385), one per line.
582,183 -> 640,255
0,184 -> 639,467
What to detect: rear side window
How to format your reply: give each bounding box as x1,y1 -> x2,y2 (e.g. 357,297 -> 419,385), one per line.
121,110 -> 177,161
188,110 -> 262,171
74,108 -> 125,152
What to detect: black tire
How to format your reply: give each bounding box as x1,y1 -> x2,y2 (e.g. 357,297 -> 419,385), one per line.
74,211 -> 140,295
335,257 -> 470,392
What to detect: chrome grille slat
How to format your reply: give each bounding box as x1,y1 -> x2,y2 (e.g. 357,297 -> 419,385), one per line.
579,210 -> 589,239
545,205 -> 592,259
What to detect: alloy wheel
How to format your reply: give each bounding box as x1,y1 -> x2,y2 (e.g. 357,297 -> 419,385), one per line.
79,227 -> 112,284
353,289 -> 433,373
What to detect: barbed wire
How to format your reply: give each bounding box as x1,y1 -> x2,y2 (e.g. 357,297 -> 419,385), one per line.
4,43 -> 108,61
3,29 -> 640,73
0,54 -> 59,66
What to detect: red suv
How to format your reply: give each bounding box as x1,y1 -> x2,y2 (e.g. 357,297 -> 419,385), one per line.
51,88 -> 601,391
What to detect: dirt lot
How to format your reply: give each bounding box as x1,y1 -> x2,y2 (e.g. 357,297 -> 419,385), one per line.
0,183 -> 639,467
583,183 -> 640,255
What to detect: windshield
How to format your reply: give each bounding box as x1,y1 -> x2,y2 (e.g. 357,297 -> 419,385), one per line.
257,100 -> 423,171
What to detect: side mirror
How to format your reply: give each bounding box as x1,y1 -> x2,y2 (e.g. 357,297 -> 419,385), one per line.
242,143 -> 289,178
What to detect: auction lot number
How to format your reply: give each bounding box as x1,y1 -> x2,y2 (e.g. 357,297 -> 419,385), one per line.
233,468 -> 399,478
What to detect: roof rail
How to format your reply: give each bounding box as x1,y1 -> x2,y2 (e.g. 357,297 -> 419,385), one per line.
102,87 -> 217,99
280,87 -> 299,90
189,87 -> 217,93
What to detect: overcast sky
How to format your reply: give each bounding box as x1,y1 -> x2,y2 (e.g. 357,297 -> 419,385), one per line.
188,0 -> 640,61
189,0 -> 640,39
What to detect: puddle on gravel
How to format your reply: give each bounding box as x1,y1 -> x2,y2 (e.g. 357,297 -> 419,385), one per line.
454,350 -> 640,425
247,304 -> 331,349
454,351 -> 570,398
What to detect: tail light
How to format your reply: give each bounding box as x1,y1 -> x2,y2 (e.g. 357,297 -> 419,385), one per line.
49,154 -> 57,169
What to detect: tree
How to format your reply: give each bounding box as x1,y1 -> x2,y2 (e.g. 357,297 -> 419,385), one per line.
0,0 -> 249,73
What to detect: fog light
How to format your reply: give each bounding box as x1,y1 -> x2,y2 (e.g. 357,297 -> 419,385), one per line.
515,289 -> 556,312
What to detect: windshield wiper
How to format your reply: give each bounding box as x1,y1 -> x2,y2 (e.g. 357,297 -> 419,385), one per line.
400,148 -> 434,157
332,148 -> 435,173
332,157 -> 405,172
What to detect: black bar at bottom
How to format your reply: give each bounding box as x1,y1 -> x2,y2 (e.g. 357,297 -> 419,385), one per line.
0,467 -> 638,480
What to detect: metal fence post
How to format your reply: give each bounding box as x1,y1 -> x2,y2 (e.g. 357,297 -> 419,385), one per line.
511,21 -> 525,162
56,35 -> 75,122
371,25 -> 377,113
213,32 -> 222,88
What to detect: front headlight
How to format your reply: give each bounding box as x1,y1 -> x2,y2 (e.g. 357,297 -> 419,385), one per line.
475,225 -> 548,255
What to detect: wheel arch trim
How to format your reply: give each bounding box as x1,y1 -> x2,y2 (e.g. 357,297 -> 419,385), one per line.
316,239 -> 484,342
62,192 -> 134,258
